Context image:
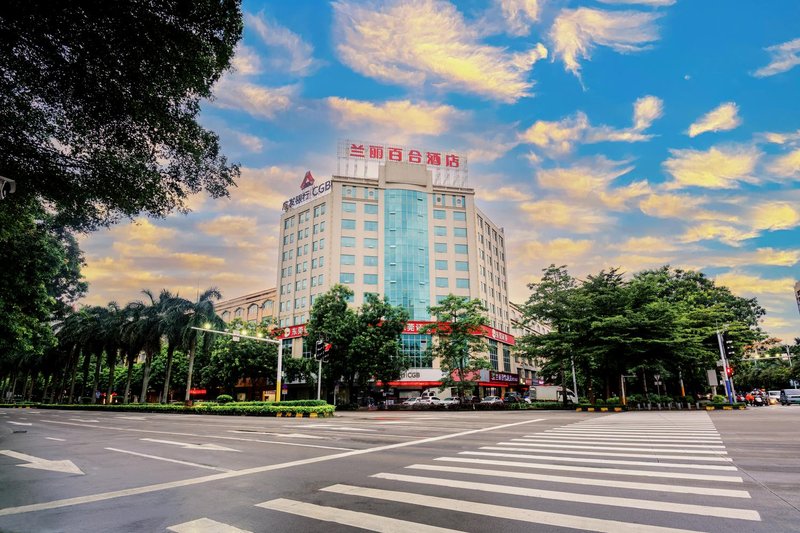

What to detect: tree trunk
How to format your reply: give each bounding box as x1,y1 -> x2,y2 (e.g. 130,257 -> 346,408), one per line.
140,351 -> 153,403
106,349 -> 118,404
124,353 -> 135,404
25,371 -> 37,401
562,365 -> 569,407
68,349 -> 80,403
91,351 -> 102,404
161,344 -> 175,403
184,339 -> 197,402
41,373 -> 52,403
642,368 -> 649,398
81,351 -> 92,399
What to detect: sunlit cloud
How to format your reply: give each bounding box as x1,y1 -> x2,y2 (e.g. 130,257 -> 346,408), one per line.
550,7 -> 662,80
760,130 -> 800,145
679,223 -> 758,246
211,78 -> 297,120
710,248 -> 800,268
497,0 -> 542,36
597,0 -> 675,5
687,102 -> 741,138
768,148 -> 800,178
612,236 -> 680,253
231,44 -> 262,75
520,199 -> 613,232
747,202 -> 800,232
326,97 -> 461,137
198,215 -> 260,238
517,238 -> 595,264
753,37 -> 800,78
662,145 -> 761,189
713,271 -> 796,296
245,11 -> 319,76
332,0 -> 548,103
478,186 -> 534,202
224,165 -> 305,211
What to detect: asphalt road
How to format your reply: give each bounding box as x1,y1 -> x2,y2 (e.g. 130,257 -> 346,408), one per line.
0,405 -> 798,532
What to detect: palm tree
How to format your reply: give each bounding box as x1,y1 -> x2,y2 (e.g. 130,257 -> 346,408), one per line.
120,303 -> 146,404
183,288 -> 223,402
158,290 -> 192,403
127,290 -> 162,403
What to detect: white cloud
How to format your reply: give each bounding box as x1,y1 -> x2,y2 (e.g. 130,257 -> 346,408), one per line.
520,199 -> 612,232
231,45 -> 262,75
326,97 -> 461,137
753,37 -> 800,78
768,149 -> 800,178
748,202 -> 800,232
211,78 -> 297,120
760,130 -> 800,145
679,223 -> 758,247
662,145 -> 761,189
713,271 -> 797,297
633,95 -> 664,131
497,0 -> 542,36
246,12 -> 319,76
550,8 -> 661,79
332,0 -> 547,103
687,102 -> 742,138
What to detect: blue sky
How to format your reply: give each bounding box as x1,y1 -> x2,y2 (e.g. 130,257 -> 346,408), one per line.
80,0 -> 800,342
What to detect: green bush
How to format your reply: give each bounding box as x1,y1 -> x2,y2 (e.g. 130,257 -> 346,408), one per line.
711,394 -> 727,404
627,393 -> 645,403
605,397 -> 621,406
216,394 -> 233,404
593,398 -> 606,406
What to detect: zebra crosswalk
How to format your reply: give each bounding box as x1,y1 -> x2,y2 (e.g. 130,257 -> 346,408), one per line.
166,412 -> 762,532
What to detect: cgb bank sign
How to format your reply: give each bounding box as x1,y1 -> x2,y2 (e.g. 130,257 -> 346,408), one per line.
282,171 -> 332,212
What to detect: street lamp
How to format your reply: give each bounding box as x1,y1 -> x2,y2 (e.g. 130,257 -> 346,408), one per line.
191,326 -> 285,401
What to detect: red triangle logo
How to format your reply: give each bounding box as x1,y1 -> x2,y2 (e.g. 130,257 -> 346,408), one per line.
300,171 -> 315,189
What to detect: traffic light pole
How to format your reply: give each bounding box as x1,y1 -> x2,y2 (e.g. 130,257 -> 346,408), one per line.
716,330 -> 736,404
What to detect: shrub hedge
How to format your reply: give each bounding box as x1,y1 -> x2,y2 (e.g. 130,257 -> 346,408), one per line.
31,400 -> 334,417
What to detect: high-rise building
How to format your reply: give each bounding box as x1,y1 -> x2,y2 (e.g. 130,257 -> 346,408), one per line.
274,140 -> 523,399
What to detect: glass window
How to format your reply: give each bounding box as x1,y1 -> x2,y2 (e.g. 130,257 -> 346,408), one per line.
364,203 -> 378,214
364,238 -> 378,248
341,236 -> 355,247
340,254 -> 355,265
342,201 -> 356,212
454,227 -> 467,237
364,220 -> 378,231
435,260 -> 448,270
503,344 -> 511,372
401,334 -> 433,368
434,226 -> 447,237
340,272 -> 355,284
453,211 -> 466,221
364,274 -> 378,285
456,278 -> 470,289
434,242 -> 447,253
341,219 -> 356,230
433,209 -> 446,220
436,295 -> 448,304
455,244 -> 468,254
455,261 -> 469,271
364,255 -> 378,266
488,339 -> 498,370
436,277 -> 449,288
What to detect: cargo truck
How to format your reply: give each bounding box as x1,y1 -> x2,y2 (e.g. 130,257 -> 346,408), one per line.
527,385 -> 577,403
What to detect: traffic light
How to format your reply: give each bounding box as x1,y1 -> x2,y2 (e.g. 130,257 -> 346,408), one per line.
726,366 -> 734,377
322,343 -> 332,362
315,339 -> 324,360
724,339 -> 735,359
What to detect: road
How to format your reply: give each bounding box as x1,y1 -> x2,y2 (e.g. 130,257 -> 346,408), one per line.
0,406 -> 798,532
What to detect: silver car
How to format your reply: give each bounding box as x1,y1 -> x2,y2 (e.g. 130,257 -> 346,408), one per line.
780,389 -> 800,405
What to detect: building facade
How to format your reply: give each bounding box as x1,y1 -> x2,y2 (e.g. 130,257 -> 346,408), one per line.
274,140 -> 532,400
216,288 -> 277,325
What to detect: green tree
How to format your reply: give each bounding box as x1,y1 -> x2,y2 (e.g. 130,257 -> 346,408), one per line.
201,320 -> 276,396
0,0 -> 242,231
182,288 -> 224,402
421,295 -> 491,401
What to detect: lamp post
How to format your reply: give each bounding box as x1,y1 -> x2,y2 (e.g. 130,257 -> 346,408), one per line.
191,326 -> 285,401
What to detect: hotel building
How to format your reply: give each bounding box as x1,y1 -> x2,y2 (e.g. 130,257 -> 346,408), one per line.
274,140 -> 529,398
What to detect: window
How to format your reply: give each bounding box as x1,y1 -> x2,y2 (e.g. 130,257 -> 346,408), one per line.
317,274 -> 324,285
364,274 -> 378,285
455,261 -> 469,272
341,236 -> 355,247
284,217 -> 294,229
436,295 -> 448,304
401,334 -> 433,368
364,220 -> 378,231
340,254 -> 355,265
221,311 -> 230,322
343,186 -> 354,197
488,339 -> 498,370
456,278 -> 470,289
435,260 -> 448,270
262,300 -> 273,312
503,345 -> 511,372
436,277 -> 449,288
434,226 -> 447,237
312,240 -> 318,252
433,209 -> 446,220
364,255 -> 378,266
319,238 -> 325,250
342,201 -> 356,212
364,237 -> 378,248
455,244 -> 468,254
454,227 -> 467,237
312,258 -> 318,269
364,203 -> 378,214
453,211 -> 466,221
434,242 -> 447,253
341,219 -> 356,230
340,272 -> 355,284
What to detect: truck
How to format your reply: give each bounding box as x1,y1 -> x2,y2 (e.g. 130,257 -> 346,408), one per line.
527,385 -> 577,404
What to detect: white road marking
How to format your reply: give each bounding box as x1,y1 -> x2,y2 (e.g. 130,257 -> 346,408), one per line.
303,425 -> 376,432
321,484 -> 706,533
258,498 -> 466,532
539,433 -> 722,442
115,416 -> 147,420
0,417 -> 544,517
7,421 -> 32,426
496,442 -> 727,454
105,448 -> 233,472
227,430 -> 325,439
140,438 -> 239,452
483,446 -> 732,462
45,437 -> 65,442
406,464 -> 750,498
463,451 -> 738,470
167,517 -> 252,533
515,438 -> 726,449
374,473 -> 760,521
0,450 -> 83,475
68,418 -> 99,423
435,456 -> 743,482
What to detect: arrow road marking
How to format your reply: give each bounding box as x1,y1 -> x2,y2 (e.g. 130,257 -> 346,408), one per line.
140,438 -> 240,452
0,450 -> 84,475
227,430 -> 324,440
69,418 -> 99,423
7,421 -> 32,426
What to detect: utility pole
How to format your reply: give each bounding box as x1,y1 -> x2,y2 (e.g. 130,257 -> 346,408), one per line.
716,330 -> 736,404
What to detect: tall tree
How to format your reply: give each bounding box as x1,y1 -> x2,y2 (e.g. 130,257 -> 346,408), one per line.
421,295 -> 491,401
157,291 -> 192,403
182,288 -> 223,402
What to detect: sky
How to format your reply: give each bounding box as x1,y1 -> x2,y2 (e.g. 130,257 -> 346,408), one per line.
79,0 -> 800,342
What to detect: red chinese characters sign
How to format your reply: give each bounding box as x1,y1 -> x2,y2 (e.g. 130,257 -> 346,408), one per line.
345,142 -> 461,168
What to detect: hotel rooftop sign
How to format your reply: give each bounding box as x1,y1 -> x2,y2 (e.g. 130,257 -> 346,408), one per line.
337,139 -> 468,188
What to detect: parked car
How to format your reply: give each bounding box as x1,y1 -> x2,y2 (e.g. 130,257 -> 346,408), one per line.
441,397 -> 461,408
780,389 -> 800,405
418,396 -> 441,405
768,390 -> 781,405
481,395 -> 503,405
502,395 -> 524,403
401,397 -> 420,406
